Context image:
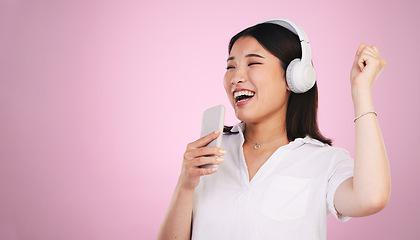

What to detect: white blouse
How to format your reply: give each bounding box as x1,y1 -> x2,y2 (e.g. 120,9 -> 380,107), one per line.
192,123 -> 353,240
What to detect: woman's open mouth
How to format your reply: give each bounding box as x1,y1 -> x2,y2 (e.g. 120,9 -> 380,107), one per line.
234,90 -> 255,105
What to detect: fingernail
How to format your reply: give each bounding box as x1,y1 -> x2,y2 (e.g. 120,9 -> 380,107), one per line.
214,130 -> 220,134
217,157 -> 224,162
219,149 -> 227,154
212,167 -> 218,172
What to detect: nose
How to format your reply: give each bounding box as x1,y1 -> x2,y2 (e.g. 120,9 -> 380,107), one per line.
230,67 -> 247,85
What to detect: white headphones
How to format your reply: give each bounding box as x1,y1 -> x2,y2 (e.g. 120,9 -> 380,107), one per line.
260,19 -> 316,93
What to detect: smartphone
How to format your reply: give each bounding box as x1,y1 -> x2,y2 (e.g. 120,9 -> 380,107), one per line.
199,105 -> 225,168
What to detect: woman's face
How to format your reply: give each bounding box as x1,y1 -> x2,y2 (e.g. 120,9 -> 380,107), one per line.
223,36 -> 290,124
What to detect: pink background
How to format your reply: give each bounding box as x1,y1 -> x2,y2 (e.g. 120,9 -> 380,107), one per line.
1,0 -> 419,239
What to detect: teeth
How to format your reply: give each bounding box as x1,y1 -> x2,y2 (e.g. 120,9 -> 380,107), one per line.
234,90 -> 255,99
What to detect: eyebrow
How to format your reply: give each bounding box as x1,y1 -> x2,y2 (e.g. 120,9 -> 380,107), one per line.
227,53 -> 265,62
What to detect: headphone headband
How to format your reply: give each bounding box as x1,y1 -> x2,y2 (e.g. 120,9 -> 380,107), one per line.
261,18 -> 312,64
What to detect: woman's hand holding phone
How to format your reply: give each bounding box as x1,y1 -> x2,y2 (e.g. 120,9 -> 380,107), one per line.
158,130 -> 226,240
178,131 -> 226,191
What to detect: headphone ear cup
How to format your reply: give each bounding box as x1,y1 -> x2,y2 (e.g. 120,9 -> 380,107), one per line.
286,59 -> 301,93
286,59 -> 316,93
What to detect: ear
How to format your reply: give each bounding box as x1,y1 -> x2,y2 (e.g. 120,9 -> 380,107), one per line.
282,75 -> 291,91
285,78 -> 291,91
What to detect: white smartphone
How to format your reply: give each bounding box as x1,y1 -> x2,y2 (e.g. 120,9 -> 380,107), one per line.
199,105 -> 225,168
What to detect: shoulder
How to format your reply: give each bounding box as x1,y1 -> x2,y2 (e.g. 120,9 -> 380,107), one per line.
293,136 -> 351,161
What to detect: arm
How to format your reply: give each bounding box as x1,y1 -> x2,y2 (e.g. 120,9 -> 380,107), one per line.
334,43 -> 391,217
157,131 -> 225,240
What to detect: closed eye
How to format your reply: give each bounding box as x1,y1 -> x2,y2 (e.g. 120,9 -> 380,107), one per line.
248,62 -> 262,66
226,66 -> 235,70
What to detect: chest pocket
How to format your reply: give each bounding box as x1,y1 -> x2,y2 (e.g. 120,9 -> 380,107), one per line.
261,175 -> 313,223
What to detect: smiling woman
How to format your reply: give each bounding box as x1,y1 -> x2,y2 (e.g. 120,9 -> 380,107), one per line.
157,19 -> 390,240
224,24 -> 331,145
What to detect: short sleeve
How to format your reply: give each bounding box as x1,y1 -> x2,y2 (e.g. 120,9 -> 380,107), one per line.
326,148 -> 354,222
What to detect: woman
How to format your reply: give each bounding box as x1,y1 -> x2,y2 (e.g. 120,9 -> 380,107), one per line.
158,19 -> 390,240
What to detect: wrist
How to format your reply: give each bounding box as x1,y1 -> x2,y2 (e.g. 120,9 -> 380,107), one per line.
351,87 -> 374,117
351,85 -> 372,100
176,178 -> 197,193
354,111 -> 377,122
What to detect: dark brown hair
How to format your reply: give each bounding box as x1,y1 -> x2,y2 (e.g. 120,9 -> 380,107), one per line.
225,22 -> 332,145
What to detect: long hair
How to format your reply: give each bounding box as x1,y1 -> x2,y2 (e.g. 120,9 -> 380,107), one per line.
226,22 -> 332,145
